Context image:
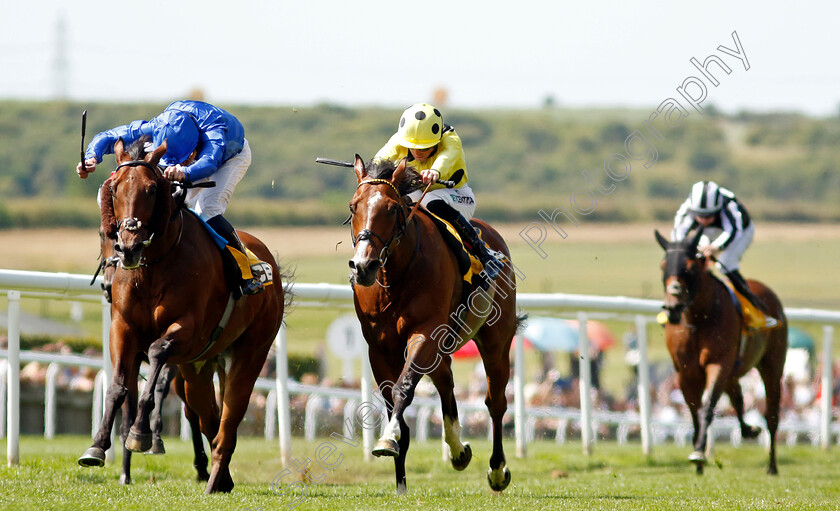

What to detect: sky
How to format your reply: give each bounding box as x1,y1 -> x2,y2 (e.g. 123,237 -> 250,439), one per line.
2,0 -> 838,116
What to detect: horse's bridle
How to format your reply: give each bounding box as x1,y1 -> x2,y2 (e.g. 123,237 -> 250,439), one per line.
351,178 -> 410,267
110,160 -> 182,267
662,247 -> 703,320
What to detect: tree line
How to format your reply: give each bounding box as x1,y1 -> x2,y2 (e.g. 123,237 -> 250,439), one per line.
0,100 -> 837,227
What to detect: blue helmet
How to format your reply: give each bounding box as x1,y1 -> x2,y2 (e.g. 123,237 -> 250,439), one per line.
153,110 -> 199,166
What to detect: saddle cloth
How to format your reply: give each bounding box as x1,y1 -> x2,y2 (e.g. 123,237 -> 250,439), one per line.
244,248 -> 274,286
721,278 -> 766,332
420,209 -> 483,286
191,209 -> 273,287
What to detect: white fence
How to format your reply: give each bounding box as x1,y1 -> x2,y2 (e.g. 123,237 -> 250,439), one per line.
1,269 -> 839,467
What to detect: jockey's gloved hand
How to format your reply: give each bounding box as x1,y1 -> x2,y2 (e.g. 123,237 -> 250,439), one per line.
164,165 -> 187,182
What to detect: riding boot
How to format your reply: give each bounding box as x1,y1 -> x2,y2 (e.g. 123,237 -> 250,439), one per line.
449,212 -> 503,281
725,270 -> 778,328
206,215 -> 264,296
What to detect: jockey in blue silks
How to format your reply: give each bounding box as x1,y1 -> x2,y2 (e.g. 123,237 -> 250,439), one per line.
77,100 -> 263,297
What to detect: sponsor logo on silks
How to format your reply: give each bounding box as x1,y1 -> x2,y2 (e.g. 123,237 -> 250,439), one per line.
450,194 -> 475,205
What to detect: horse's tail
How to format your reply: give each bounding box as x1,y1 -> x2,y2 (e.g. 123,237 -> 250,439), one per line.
515,311 -> 529,334
276,260 -> 296,325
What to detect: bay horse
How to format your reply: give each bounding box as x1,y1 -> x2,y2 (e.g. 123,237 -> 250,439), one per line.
655,230 -> 787,474
95,185 -> 220,485
77,138 -> 285,494
348,155 -> 522,494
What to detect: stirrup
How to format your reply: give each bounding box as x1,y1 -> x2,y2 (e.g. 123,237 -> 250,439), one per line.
240,278 -> 264,296
479,252 -> 503,280
763,316 -> 778,329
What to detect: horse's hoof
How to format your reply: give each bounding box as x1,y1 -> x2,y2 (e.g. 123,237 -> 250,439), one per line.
451,443 -> 472,471
146,437 -> 165,455
742,426 -> 761,439
205,470 -> 235,494
487,466 -> 511,492
372,438 -> 400,457
77,447 -> 106,467
119,473 -> 131,485
688,450 -> 706,463
125,431 -> 153,453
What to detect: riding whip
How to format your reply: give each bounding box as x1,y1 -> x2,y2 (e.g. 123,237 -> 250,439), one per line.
80,110 -> 87,172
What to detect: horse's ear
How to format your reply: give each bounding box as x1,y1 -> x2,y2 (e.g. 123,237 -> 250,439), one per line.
149,140 -> 167,167
353,154 -> 366,183
392,158 -> 407,187
654,230 -> 669,251
114,138 -> 127,163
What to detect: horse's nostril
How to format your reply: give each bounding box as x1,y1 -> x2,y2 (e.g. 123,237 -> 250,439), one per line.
349,260 -> 356,270
114,244 -> 123,254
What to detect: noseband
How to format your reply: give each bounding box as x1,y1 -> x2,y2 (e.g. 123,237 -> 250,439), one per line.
351,179 -> 409,266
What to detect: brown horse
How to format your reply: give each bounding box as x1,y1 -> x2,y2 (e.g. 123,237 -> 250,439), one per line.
77,138 -> 285,494
96,229 -> 219,485
348,156 -> 523,494
655,230 -> 787,475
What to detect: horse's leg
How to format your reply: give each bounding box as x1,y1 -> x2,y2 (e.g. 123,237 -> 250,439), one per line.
478,340 -> 512,492
148,364 -> 177,454
725,380 -> 761,439
174,371 -> 210,481
757,355 -> 784,475
676,371 -> 704,474
690,364 -> 729,468
126,339 -> 172,453
78,324 -> 137,467
365,350 -> 409,494
205,336 -> 272,494
180,363 -> 221,484
427,358 -> 471,471
119,362 -> 139,484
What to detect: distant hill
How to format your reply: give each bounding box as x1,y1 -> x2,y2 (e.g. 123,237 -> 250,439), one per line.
0,100 -> 837,227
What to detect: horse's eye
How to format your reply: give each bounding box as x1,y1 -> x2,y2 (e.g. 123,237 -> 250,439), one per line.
147,183 -> 157,197
349,204 -> 355,214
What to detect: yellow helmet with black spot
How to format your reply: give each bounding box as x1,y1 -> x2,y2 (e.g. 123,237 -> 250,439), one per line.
397,103 -> 444,149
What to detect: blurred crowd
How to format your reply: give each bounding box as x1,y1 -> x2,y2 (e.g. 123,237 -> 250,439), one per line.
6,332 -> 840,441
6,338 -> 100,392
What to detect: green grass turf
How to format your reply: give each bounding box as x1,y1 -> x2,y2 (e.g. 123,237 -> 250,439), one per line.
1,435 -> 838,510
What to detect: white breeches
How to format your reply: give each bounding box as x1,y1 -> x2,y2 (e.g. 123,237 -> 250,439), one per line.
407,184 -> 476,220
187,139 -> 252,221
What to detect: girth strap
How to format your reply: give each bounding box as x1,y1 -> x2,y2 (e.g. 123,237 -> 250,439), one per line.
188,293 -> 235,363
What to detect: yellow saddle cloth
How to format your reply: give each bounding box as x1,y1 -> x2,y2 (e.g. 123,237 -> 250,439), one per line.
722,280 -> 768,332
425,211 -> 483,285
229,246 -> 274,287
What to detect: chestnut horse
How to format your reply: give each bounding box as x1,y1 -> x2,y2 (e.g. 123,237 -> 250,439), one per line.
349,156 -> 522,494
96,230 -> 219,485
655,230 -> 787,474
78,138 -> 285,494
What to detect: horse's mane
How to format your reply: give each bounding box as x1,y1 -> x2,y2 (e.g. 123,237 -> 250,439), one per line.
365,159 -> 424,195
127,135 -> 152,160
